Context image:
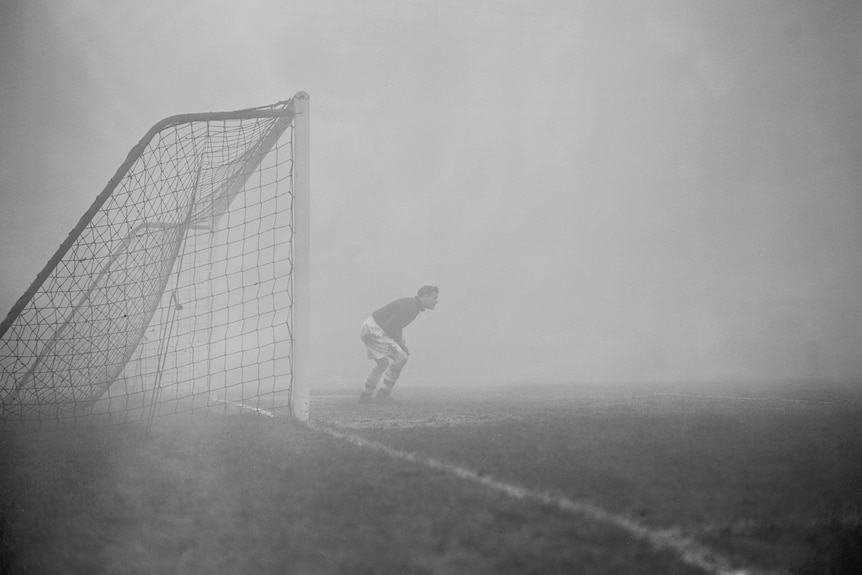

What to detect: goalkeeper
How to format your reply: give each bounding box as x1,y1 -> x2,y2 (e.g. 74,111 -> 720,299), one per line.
358,285 -> 439,404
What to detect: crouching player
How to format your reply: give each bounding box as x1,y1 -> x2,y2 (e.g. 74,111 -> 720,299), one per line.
358,285 -> 439,404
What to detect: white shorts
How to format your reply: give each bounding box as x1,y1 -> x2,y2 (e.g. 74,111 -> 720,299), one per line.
360,316 -> 405,361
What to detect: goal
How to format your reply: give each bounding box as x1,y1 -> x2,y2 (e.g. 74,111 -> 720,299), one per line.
0,93 -> 311,428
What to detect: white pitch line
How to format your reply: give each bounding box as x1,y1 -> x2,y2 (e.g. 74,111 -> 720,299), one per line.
307,420 -> 777,575
211,398 -> 277,418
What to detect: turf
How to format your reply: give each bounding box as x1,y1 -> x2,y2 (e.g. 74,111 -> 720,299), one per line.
355,398 -> 862,572
1,381 -> 861,574
2,411 -> 698,575
314,381 -> 862,574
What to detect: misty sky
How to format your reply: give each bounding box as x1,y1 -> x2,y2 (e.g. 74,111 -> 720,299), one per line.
1,0 -> 861,387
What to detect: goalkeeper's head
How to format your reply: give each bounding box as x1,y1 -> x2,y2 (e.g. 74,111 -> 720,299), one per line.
417,285 -> 439,310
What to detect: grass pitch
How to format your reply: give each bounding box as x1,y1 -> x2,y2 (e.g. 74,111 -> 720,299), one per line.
1,380 -> 861,574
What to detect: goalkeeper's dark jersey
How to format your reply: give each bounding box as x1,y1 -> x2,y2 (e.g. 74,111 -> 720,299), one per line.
372,296 -> 423,343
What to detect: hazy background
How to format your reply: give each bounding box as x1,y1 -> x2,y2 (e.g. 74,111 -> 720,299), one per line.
1,0 -> 860,390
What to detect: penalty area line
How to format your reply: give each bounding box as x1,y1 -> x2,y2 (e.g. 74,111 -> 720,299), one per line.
307,420 -> 772,575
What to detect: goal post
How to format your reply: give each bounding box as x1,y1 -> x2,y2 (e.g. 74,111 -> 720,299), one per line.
0,93 -> 311,427
291,93 -> 311,422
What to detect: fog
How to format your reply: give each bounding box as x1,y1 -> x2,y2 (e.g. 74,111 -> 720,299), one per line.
1,0 -> 861,389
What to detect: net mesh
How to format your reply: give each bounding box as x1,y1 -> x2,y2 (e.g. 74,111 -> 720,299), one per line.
1,99 -> 302,427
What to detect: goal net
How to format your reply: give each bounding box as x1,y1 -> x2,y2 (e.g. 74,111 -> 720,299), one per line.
0,93 -> 311,428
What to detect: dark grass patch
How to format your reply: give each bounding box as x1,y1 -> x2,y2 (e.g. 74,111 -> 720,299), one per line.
796,517 -> 862,575
0,412 -> 702,575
